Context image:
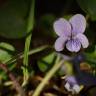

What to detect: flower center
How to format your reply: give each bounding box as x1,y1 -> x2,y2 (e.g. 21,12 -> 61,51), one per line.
67,32 -> 75,41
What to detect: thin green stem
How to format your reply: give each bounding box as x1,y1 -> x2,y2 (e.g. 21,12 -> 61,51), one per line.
23,0 -> 35,86
32,60 -> 64,96
6,45 -> 48,64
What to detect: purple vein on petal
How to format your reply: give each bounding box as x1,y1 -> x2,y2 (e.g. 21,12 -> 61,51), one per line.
66,39 -> 81,52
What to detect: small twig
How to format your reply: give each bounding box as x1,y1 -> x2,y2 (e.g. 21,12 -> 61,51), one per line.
33,60 -> 64,96
0,63 -> 25,96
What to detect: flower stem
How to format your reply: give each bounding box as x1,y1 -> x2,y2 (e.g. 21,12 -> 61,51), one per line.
32,60 -> 64,96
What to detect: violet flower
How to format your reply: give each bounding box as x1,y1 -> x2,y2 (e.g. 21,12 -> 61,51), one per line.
53,14 -> 89,52
65,76 -> 77,86
65,76 -> 80,94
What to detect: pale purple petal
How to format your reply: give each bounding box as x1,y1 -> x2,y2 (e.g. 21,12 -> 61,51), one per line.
54,37 -> 68,51
65,82 -> 72,91
69,14 -> 86,35
65,76 -> 77,85
75,33 -> 89,48
73,84 -> 80,93
53,18 -> 71,37
66,39 -> 81,52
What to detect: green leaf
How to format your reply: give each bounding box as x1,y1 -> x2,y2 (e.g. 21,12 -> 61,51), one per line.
77,0 -> 96,20
58,61 -> 73,76
0,42 -> 15,52
22,0 -> 35,86
0,42 -> 16,80
37,52 -> 56,72
84,46 -> 96,69
0,42 -> 15,63
0,0 -> 30,38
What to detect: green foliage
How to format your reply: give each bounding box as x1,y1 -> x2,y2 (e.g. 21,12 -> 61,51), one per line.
0,0 -> 30,38
0,42 -> 15,63
0,42 -> 15,80
23,0 -> 35,86
77,0 -> 96,20
37,52 -> 73,76
0,0 -> 96,95
37,52 -> 56,72
61,61 -> 73,75
85,47 -> 96,67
